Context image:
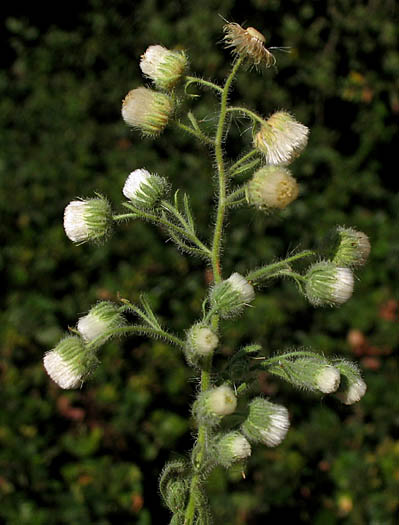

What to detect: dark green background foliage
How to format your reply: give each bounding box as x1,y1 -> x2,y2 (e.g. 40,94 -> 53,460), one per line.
1,0 -> 397,523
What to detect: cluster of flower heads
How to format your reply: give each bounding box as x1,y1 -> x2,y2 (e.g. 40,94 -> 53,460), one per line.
44,302 -> 125,389
122,45 -> 188,137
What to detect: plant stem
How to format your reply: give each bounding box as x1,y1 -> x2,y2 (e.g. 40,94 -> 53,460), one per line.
184,58 -> 243,525
229,149 -> 259,174
211,57 -> 243,283
246,250 -> 315,282
226,105 -> 266,126
185,75 -> 224,95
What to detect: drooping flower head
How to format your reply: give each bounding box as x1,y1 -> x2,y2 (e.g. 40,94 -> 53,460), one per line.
121,87 -> 174,137
216,431 -> 252,468
77,301 -> 125,344
43,336 -> 98,389
304,261 -> 354,307
122,168 -> 169,209
246,165 -> 299,210
241,398 -> 290,447
254,111 -> 309,165
63,196 -> 112,244
223,22 -> 276,67
210,272 -> 255,318
140,45 -> 188,91
333,226 -> 371,268
193,384 -> 237,426
333,359 -> 367,405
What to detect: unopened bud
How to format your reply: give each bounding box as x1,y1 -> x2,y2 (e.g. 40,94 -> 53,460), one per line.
254,111 -> 309,165
210,272 -> 255,318
193,384 -> 237,426
246,166 -> 299,210
333,227 -> 371,268
305,262 -> 354,307
268,357 -> 341,394
333,359 -> 367,404
77,301 -> 125,344
122,87 -> 174,136
63,196 -> 112,244
216,431 -> 252,468
43,336 -> 97,389
241,397 -> 289,447
123,168 -> 169,209
184,324 -> 218,367
140,45 -> 188,91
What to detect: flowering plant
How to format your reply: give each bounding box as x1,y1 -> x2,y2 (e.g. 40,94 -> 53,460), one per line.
44,22 -> 369,523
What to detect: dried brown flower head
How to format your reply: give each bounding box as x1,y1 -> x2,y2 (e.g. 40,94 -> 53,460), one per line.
223,22 -> 276,67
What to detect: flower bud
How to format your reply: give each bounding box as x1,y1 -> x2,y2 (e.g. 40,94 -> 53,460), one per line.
123,168 -> 169,209
304,262 -> 354,307
253,111 -> 309,165
184,324 -> 219,367
268,357 -> 341,394
333,359 -> 367,405
210,272 -> 255,318
333,227 -> 371,268
216,431 -> 251,468
77,301 -> 125,344
193,385 -> 237,426
241,398 -> 290,447
63,196 -> 112,244
246,166 -> 299,210
43,336 -> 97,389
140,45 -> 188,91
121,87 -> 174,136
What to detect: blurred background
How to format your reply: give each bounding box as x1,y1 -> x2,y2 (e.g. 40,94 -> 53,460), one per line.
0,0 -> 398,523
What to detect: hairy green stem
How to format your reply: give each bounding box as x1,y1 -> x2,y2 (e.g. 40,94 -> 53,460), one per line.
229,149 -> 260,174
184,58 -> 243,525
176,120 -> 214,146
246,250 -> 315,282
226,105 -> 266,126
185,75 -> 224,95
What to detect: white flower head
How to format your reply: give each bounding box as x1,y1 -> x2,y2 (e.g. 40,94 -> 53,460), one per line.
247,166 -> 299,210
340,378 -> 367,405
77,301 -> 125,344
242,398 -> 290,447
121,87 -> 173,136
316,365 -> 341,394
63,196 -> 112,244
140,45 -> 188,91
217,431 -> 252,468
333,359 -> 367,405
227,272 -> 255,305
123,169 -> 152,200
122,168 -> 168,209
305,262 -> 354,307
254,111 -> 309,165
207,385 -> 237,416
43,336 -> 97,389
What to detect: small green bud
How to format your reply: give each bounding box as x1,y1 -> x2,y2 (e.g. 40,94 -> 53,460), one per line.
216,431 -> 252,468
210,272 -> 255,318
268,356 -> 341,394
140,45 -> 188,91
77,301 -> 125,344
123,168 -> 169,209
253,111 -> 309,165
241,397 -> 289,447
333,227 -> 371,268
63,196 -> 112,244
159,460 -> 190,514
193,384 -> 237,426
122,87 -> 174,137
333,359 -> 367,405
43,335 -> 98,389
304,261 -> 354,307
184,323 -> 219,367
246,165 -> 299,210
